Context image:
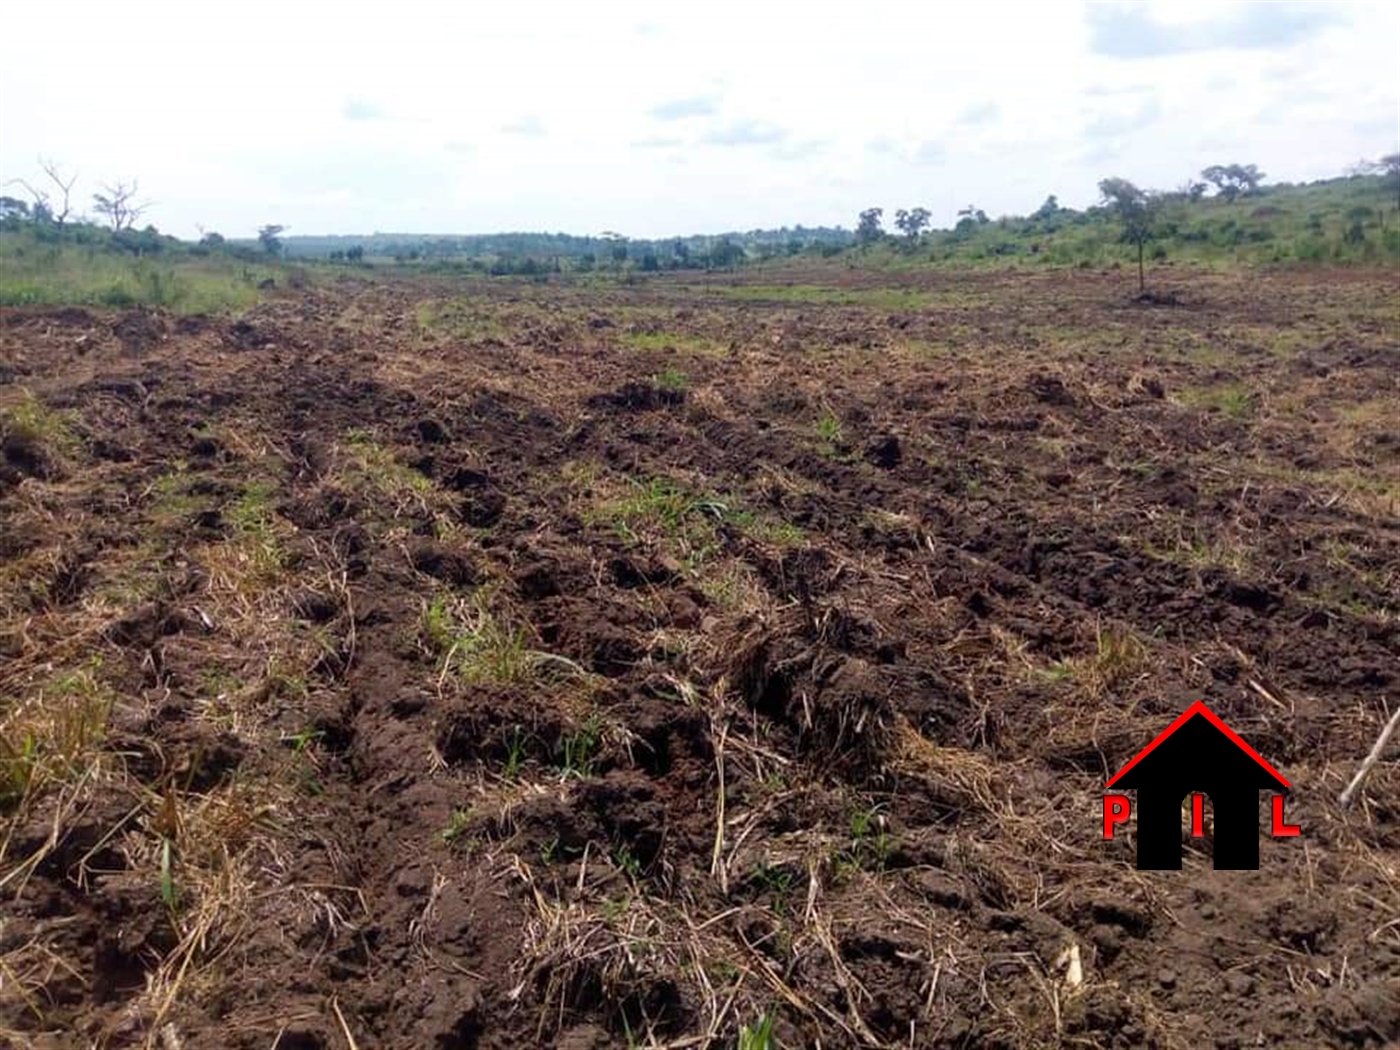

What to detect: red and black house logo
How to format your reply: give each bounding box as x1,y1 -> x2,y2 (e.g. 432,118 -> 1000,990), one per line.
1103,701 -> 1300,870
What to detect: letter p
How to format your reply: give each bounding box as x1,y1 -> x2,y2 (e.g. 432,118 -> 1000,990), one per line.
1103,794 -> 1131,839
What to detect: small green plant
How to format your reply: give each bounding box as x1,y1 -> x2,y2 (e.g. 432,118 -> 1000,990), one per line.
285,727 -> 322,754
815,408 -> 844,447
841,803 -> 896,872
1219,388 -> 1256,418
656,366 -> 690,393
1184,382 -> 1257,420
750,862 -> 795,915
559,715 -> 603,778
440,807 -> 471,844
539,837 -> 560,865
739,1011 -> 778,1050
283,727 -> 324,795
601,895 -> 632,923
422,594 -> 457,653
502,725 -> 527,779
614,843 -> 643,880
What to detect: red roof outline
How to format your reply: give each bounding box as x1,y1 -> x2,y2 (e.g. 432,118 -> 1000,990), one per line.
1106,700 -> 1290,789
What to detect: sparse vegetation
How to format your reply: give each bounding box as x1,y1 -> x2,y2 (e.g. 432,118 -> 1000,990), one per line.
739,1013 -> 778,1050
2,179 -> 1395,1050
0,662 -> 112,817
0,228 -> 274,312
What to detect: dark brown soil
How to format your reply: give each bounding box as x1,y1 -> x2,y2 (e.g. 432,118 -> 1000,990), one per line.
2,264 -> 1399,1049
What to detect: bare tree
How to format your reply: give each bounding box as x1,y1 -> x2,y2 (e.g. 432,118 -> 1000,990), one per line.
2,177 -> 47,221
4,157 -> 80,226
92,180 -> 149,231
39,159 -> 78,226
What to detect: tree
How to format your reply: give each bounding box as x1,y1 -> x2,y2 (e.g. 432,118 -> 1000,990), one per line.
1200,163 -> 1264,201
708,238 -> 744,269
1098,177 -> 1157,293
856,207 -> 884,244
957,204 -> 989,224
92,180 -> 149,231
199,231 -> 226,249
0,196 -> 28,225
1031,195 -> 1060,221
1375,153 -> 1400,210
39,159 -> 78,226
258,224 -> 286,255
600,231 -> 628,271
893,206 -> 931,240
5,157 -> 79,227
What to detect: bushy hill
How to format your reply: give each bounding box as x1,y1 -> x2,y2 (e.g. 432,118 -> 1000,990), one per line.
861,174 -> 1399,269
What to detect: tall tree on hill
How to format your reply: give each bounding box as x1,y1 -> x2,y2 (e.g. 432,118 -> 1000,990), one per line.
1098,177 -> 1156,294
894,207 -> 931,240
1200,163 -> 1264,202
5,157 -> 79,227
856,208 -> 884,244
1376,153 -> 1400,210
258,224 -> 286,255
92,180 -> 149,231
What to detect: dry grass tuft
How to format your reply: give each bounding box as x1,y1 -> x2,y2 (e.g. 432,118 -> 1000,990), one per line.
0,662 -> 114,867
890,717 -> 1002,814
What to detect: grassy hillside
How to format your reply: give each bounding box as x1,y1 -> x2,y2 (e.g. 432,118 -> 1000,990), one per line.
858,174 -> 1399,270
0,174 -> 1393,316
0,229 -> 283,314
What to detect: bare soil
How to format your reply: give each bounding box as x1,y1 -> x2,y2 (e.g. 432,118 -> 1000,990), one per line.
2,264 -> 1399,1049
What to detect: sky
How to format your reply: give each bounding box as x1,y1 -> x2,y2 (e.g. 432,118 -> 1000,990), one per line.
1,1 -> 1396,240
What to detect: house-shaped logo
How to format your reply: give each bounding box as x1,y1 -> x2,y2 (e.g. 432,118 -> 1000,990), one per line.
1103,701 -> 1299,870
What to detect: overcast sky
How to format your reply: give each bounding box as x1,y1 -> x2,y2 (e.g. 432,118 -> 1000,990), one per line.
1,1 -> 1396,239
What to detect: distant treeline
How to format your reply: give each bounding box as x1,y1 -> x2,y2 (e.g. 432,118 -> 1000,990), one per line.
263,227 -> 854,272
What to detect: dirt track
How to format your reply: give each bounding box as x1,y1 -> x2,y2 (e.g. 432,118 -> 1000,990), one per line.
2,265 -> 1399,1049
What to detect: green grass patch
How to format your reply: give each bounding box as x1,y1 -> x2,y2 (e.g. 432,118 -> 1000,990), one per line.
1181,382 -> 1257,419
343,429 -> 434,497
416,297 -> 508,341
422,591 -> 589,688
587,477 -> 801,568
0,390 -> 80,459
0,232 -> 272,314
715,284 -> 934,310
655,366 -> 690,393
621,330 -> 727,355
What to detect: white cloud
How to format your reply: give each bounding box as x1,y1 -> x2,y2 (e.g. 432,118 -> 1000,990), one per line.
499,115 -> 546,138
0,0 -> 1394,238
